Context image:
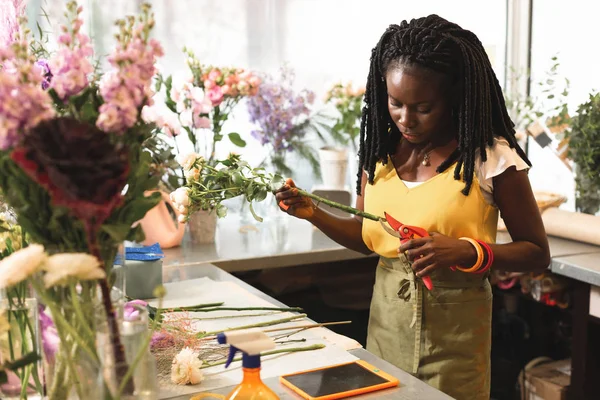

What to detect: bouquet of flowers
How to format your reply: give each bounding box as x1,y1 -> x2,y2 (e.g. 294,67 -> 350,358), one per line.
147,48 -> 261,177
0,1 -> 164,398
247,66 -> 326,178
171,153 -> 379,223
324,81 -> 365,153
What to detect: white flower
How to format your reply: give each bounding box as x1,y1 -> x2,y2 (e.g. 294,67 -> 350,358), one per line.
177,214 -> 187,223
0,244 -> 47,289
170,187 -> 191,208
184,167 -> 201,182
42,253 -> 105,288
171,347 -> 204,385
176,152 -> 201,170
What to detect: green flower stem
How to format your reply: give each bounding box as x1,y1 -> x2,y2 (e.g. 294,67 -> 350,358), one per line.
69,282 -> 95,340
164,302 -> 225,311
200,344 -> 325,369
184,306 -> 303,313
200,313 -> 307,338
32,280 -> 98,363
296,189 -> 381,221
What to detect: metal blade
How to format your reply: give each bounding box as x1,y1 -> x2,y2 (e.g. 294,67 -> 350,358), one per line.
379,218 -> 401,238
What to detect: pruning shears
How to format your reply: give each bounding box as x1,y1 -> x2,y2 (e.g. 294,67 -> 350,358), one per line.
379,212 -> 434,291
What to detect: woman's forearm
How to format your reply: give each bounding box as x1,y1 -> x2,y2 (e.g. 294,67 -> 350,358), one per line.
488,241 -> 551,272
307,207 -> 372,255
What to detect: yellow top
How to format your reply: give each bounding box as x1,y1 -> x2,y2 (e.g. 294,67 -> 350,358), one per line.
362,157 -> 499,259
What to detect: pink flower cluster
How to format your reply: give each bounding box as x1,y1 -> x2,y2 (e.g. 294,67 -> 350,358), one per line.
97,24 -> 164,133
0,0 -> 25,48
172,81 -> 213,131
200,67 -> 261,107
0,48 -> 56,150
48,6 -> 94,100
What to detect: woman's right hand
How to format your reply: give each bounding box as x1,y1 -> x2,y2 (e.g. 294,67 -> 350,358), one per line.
274,178 -> 315,220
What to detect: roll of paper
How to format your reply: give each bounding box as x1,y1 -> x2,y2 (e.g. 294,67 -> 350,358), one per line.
542,207 -> 600,246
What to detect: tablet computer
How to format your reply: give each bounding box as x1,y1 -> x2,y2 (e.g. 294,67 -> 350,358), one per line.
279,360 -> 399,400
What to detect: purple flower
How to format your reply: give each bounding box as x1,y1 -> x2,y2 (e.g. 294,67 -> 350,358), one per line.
35,59 -> 53,90
38,305 -> 60,360
247,67 -> 313,154
124,299 -> 148,321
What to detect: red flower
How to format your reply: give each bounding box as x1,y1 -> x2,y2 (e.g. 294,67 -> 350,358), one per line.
11,117 -> 129,224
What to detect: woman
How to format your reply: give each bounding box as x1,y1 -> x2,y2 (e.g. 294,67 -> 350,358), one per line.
276,15 -> 550,400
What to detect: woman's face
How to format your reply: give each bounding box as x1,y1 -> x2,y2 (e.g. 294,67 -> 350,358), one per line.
385,65 -> 453,145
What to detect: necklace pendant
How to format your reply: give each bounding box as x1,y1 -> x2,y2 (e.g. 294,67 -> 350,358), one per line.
422,154 -> 431,166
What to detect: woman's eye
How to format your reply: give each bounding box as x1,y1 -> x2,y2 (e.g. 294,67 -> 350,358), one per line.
417,108 -> 431,114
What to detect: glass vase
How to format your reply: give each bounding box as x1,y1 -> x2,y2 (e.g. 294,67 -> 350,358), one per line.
0,286 -> 44,400
187,209 -> 218,244
41,281 -> 102,400
97,303 -> 157,400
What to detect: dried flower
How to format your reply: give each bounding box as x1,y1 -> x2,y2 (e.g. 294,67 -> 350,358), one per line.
0,244 -> 46,289
42,252 -> 105,288
171,347 -> 204,385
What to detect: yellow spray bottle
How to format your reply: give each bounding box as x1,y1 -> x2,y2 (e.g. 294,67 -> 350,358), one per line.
217,328 -> 280,400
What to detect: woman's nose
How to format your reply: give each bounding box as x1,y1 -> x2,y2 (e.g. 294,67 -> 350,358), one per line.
399,108 -> 417,129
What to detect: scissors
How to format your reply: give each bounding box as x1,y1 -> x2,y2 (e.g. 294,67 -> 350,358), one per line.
379,212 -> 434,291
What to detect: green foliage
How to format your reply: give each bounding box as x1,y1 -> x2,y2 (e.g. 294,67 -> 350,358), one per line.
504,55 -> 571,131
186,154 -> 284,222
324,83 -> 364,152
566,92 -> 600,214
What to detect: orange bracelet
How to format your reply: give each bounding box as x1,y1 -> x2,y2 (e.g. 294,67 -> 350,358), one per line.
457,237 -> 484,273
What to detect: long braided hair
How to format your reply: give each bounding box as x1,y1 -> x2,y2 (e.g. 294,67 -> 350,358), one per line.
357,15 -> 530,196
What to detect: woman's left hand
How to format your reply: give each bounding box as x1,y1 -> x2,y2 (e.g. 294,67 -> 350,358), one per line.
398,232 -> 477,277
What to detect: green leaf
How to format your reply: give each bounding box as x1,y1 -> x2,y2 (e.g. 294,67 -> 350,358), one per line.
4,352 -> 41,371
0,370 -> 7,385
101,224 -> 132,242
228,132 -> 247,147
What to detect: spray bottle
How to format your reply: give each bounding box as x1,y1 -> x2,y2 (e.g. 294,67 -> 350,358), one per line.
217,328 -> 280,400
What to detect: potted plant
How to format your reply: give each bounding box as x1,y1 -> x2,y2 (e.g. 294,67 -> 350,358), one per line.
566,92 -> 600,215
322,82 -> 365,188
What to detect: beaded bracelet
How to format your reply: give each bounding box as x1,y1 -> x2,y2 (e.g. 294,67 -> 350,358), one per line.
456,237 -> 484,273
475,240 -> 494,274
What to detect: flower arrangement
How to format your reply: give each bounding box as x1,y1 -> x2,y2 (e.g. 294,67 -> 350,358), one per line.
148,49 -> 261,172
0,1 -> 165,398
247,66 -> 325,178
324,81 -> 365,153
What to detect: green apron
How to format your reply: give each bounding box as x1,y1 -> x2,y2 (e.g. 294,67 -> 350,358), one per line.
366,256 -> 492,400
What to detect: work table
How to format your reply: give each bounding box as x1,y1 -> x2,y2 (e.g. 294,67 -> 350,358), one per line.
162,263 -> 452,400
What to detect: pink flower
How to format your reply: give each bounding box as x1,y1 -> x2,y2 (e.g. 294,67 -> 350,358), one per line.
204,79 -> 215,89
237,80 -> 250,95
208,69 -> 222,81
125,299 -> 148,321
238,70 -> 251,81
0,0 -> 26,47
225,75 -> 238,85
193,116 -> 211,129
248,75 -> 261,88
221,84 -> 231,95
207,86 -> 224,106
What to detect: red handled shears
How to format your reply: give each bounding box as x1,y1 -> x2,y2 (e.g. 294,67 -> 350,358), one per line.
379,212 -> 434,291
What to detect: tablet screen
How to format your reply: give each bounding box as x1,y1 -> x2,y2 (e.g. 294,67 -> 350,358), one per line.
282,362 -> 389,398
